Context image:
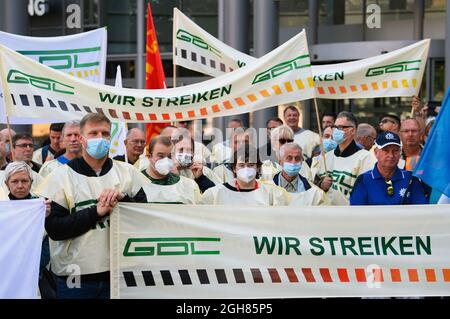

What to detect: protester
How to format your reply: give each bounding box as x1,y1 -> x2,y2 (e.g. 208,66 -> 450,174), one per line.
260,125 -> 312,182
113,128 -> 146,165
39,121 -> 82,178
173,136 -> 220,193
213,127 -> 251,184
378,113 -> 401,134
35,113 -> 148,299
259,117 -> 283,162
399,118 -> 423,171
141,135 -> 201,204
210,118 -> 244,164
283,105 -> 320,160
350,131 -> 428,205
0,133 -> 8,170
0,128 -> 16,161
201,144 -> 289,205
318,111 -> 375,199
33,123 -> 64,165
355,123 -> 377,151
12,134 -> 42,173
322,113 -> 336,130
273,143 -> 326,205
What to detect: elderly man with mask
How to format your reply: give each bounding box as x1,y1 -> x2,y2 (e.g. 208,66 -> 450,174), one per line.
39,120 -> 82,178
173,136 -> 220,193
260,125 -> 313,182
141,135 -> 201,204
350,131 -> 428,205
272,143 -> 327,206
318,111 -> 375,200
35,113 -> 148,299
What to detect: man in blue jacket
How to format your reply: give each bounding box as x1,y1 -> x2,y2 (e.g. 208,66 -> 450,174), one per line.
350,131 -> 428,205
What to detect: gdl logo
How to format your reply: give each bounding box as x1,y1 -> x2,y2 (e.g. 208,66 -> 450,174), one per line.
123,237 -> 221,256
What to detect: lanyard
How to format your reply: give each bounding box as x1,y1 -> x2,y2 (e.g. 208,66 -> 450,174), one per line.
235,180 -> 259,192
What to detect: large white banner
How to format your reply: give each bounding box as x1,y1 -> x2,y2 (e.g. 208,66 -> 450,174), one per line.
0,28 -> 107,124
0,30 -> 314,123
0,199 -> 45,299
173,8 -> 429,99
111,203 -> 450,299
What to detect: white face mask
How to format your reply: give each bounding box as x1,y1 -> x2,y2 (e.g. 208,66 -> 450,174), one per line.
175,152 -> 193,167
154,157 -> 174,175
236,167 -> 257,183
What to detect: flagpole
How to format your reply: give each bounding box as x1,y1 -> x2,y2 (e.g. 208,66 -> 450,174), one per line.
172,63 -> 177,126
6,115 -> 14,161
312,98 -> 329,175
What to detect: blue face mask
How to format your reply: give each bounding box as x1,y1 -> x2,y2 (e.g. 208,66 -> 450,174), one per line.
86,138 -> 110,159
323,139 -> 338,152
332,129 -> 346,145
283,162 -> 302,177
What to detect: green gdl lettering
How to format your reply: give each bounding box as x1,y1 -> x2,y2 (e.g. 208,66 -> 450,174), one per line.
123,237 -> 221,256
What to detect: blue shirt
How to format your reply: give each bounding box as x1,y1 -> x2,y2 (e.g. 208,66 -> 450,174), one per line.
350,164 -> 428,205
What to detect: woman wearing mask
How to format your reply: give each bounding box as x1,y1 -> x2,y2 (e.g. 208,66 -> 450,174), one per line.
142,136 -> 201,204
201,144 -> 289,205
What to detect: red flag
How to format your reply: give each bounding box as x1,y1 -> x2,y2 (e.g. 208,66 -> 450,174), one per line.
145,2 -> 169,144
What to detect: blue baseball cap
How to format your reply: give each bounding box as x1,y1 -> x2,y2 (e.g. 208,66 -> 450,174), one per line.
375,131 -> 402,149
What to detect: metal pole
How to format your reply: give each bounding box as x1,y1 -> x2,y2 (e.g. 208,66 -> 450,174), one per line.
212,0 -> 227,134
134,0 -> 146,131
413,0 -> 425,40
222,0 -> 249,128
252,0 -> 279,131
2,0 -> 30,134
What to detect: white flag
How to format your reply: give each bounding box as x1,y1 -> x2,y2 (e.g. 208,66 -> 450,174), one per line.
0,199 -> 45,299
173,8 -> 429,99
0,28 -> 107,124
109,66 -> 128,159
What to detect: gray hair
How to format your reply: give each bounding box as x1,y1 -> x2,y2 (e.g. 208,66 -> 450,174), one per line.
4,161 -> 33,183
271,125 -> 294,145
356,123 -> 376,138
62,120 -> 80,136
279,142 -> 303,159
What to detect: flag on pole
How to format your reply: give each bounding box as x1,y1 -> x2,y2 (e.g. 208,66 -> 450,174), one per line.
145,2 -> 169,145
109,65 -> 128,159
414,87 -> 450,197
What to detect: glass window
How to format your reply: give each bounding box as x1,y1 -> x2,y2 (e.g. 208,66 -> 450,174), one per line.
105,0 -> 137,54
84,0 -> 99,25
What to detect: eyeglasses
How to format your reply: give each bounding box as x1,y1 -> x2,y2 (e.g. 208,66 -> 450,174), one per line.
331,125 -> 354,130
380,119 -> 396,125
14,143 -> 34,149
279,138 -> 294,144
385,179 -> 394,196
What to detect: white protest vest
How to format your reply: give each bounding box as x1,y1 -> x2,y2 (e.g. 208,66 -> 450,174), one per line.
200,182 -> 289,206
35,160 -> 147,276
143,175 -> 202,204
318,148 -> 375,198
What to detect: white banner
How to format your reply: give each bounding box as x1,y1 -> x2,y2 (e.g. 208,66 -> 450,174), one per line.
173,8 -> 429,99
0,199 -> 45,299
0,30 -> 314,123
0,28 -> 107,124
111,203 -> 450,299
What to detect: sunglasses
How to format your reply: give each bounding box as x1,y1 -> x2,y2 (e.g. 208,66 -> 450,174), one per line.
279,138 -> 294,144
380,119 -> 397,125
385,179 -> 394,196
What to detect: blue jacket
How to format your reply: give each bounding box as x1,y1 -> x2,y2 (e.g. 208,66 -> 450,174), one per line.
350,164 -> 428,205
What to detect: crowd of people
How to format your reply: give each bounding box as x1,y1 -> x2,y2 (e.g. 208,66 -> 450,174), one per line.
0,95 -> 445,299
